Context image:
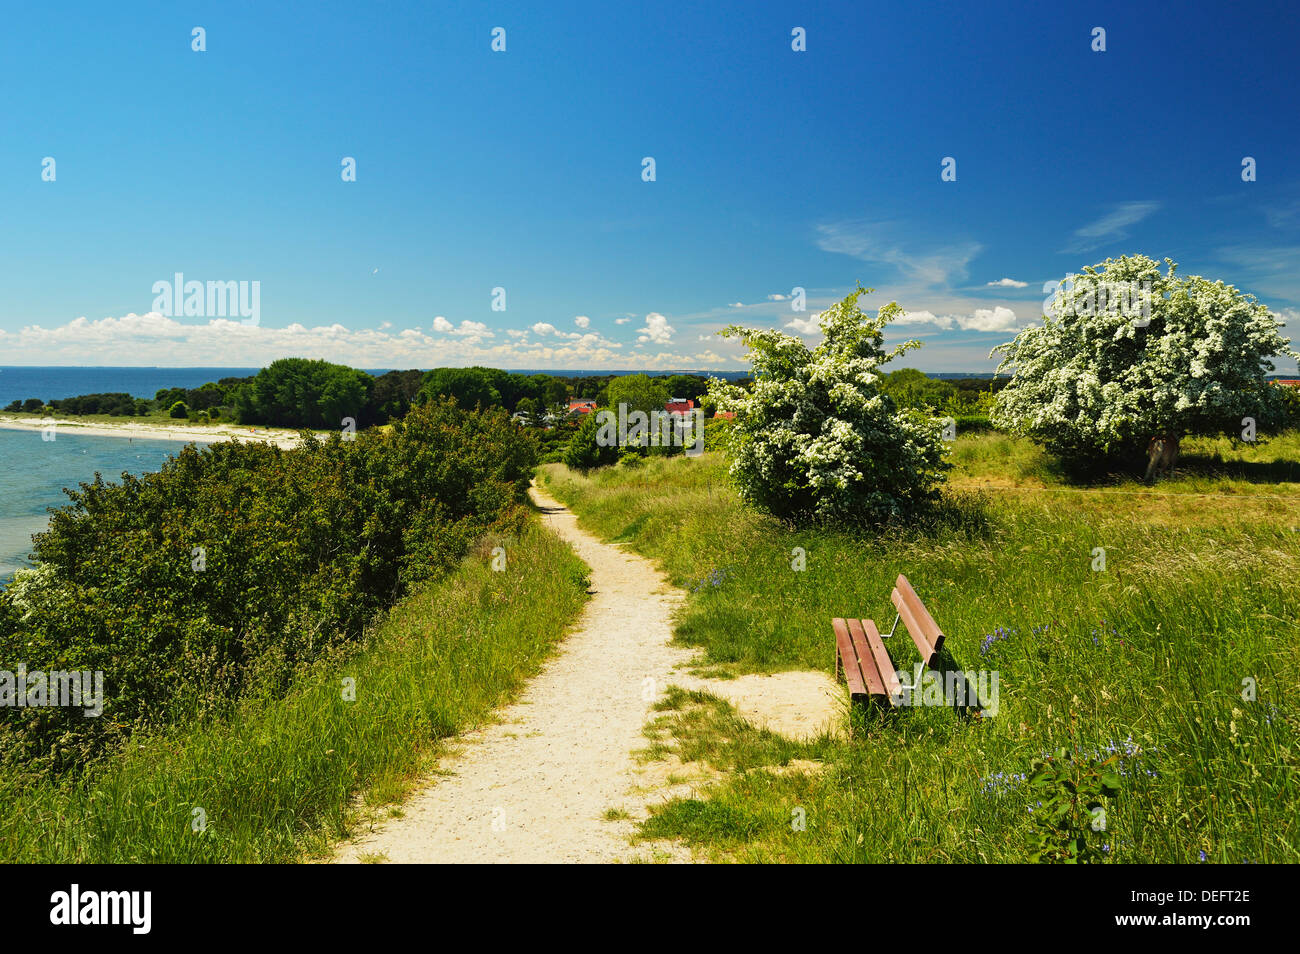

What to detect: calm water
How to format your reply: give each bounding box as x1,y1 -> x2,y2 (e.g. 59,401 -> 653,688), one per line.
0,366 -> 263,407
0,428 -> 196,580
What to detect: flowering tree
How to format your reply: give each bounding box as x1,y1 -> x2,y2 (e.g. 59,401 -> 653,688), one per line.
706,284 -> 948,526
991,255 -> 1296,471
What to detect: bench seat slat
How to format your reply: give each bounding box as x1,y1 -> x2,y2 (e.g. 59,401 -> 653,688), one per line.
861,617 -> 902,702
846,618 -> 888,699
832,618 -> 869,700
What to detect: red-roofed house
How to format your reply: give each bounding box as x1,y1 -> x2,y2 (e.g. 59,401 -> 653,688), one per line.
665,398 -> 695,417
568,397 -> 597,414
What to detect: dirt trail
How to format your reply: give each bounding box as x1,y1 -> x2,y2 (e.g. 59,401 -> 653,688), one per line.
332,481 -> 698,863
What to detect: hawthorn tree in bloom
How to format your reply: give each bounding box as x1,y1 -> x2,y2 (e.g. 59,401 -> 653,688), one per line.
706,284 -> 948,526
991,255 -> 1296,472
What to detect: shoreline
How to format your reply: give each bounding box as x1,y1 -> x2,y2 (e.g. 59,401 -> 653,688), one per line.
0,415 -> 312,450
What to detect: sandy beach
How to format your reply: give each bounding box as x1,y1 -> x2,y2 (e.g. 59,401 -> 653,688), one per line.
0,415 -> 314,450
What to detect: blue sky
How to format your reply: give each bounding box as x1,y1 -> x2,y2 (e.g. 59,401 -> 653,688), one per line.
1,0 -> 1297,372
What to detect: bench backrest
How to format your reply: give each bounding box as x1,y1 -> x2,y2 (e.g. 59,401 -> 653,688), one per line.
890,574 -> 944,667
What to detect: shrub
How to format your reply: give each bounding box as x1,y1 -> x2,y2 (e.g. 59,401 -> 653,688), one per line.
168,401 -> 189,419
563,410 -> 619,472
0,399 -> 538,782
706,284 -> 949,526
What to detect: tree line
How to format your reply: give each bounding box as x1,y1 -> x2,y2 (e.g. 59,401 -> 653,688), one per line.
3,361 -> 724,430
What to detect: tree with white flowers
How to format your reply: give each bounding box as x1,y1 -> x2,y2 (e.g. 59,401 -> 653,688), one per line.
706,284 -> 948,526
991,255 -> 1296,473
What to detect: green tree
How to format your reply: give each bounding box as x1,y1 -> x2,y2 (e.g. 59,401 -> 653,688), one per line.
563,410 -> 620,472
362,369 -> 424,425
239,358 -> 373,428
606,374 -> 669,417
665,374 -> 708,401
879,368 -> 957,411
514,396 -> 538,424
169,400 -> 189,419
418,367 -> 502,409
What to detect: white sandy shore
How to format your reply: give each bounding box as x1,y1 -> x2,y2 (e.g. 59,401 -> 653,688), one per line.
0,415 -> 316,450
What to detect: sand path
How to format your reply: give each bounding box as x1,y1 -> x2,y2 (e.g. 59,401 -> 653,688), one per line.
331,481 -> 699,863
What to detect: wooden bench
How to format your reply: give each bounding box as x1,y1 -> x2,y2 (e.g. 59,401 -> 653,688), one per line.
833,574 -> 945,708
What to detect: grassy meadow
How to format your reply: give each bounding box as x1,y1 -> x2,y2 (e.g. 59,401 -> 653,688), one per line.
540,431 -> 1300,863
0,522 -> 589,863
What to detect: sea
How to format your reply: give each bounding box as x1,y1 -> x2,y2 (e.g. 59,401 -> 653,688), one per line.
0,428 -> 193,581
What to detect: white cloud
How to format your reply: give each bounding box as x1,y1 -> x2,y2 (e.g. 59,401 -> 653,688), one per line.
615,317 -> 631,324
432,316 -> 492,339
785,316 -> 820,335
531,321 -> 593,341
894,310 -> 956,329
767,293 -> 788,301
0,313 -> 665,370
986,278 -> 1028,288
574,315 -> 590,328
889,306 -> 1021,332
636,312 -> 675,344
1062,201 -> 1160,254
959,306 -> 1022,332
727,301 -> 744,308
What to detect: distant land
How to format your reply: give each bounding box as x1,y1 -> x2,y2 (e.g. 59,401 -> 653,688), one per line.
0,366 -> 982,401
5,366 -> 1298,409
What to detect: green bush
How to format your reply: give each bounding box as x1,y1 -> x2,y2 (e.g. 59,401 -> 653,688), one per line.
563,410 -> 619,472
0,399 -> 538,782
168,401 -> 189,419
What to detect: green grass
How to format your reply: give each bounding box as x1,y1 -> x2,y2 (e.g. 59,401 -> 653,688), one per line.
0,522 -> 589,862
539,435 -> 1300,863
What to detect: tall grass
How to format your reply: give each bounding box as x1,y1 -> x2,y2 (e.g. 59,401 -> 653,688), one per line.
0,523 -> 589,862
540,438 -> 1300,863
